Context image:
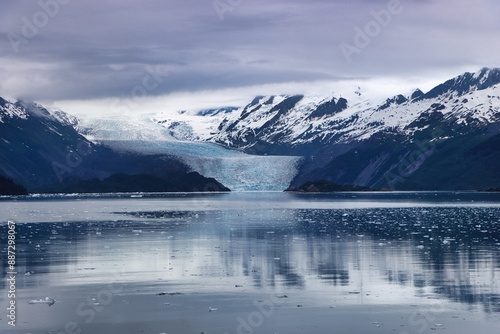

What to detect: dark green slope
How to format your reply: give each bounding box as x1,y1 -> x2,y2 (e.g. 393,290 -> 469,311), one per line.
0,174 -> 28,195
290,131 -> 500,191
396,133 -> 500,190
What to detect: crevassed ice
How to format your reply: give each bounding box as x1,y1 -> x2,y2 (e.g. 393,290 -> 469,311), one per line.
75,116 -> 301,191
106,140 -> 301,191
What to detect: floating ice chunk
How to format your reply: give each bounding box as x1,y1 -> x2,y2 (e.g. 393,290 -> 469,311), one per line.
157,292 -> 183,296
28,297 -> 56,306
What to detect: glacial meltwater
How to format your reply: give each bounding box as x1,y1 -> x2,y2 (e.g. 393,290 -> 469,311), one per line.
1,192 -> 500,333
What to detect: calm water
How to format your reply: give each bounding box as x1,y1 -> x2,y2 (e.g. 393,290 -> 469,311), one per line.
1,192 -> 500,334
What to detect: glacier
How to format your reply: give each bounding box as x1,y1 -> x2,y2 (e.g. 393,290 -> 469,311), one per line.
74,115 -> 302,191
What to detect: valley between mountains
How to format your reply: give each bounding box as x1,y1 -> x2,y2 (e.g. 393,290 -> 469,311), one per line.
1,68 -> 499,194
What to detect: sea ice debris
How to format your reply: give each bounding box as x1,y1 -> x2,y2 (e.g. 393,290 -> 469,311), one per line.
28,297 -> 56,306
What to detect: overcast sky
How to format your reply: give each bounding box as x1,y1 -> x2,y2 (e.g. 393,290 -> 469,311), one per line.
0,0 -> 499,115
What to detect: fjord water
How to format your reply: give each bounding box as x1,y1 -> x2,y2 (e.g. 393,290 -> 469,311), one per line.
1,192 -> 500,334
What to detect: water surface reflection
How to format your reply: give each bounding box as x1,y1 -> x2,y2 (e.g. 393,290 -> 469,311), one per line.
2,203 -> 499,316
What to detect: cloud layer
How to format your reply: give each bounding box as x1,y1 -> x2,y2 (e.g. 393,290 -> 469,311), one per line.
1,0 -> 499,111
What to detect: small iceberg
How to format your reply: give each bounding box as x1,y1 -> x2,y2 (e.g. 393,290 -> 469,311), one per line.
28,297 -> 56,306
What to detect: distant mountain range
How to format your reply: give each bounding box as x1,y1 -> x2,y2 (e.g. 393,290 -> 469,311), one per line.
154,67 -> 500,190
1,67 -> 499,193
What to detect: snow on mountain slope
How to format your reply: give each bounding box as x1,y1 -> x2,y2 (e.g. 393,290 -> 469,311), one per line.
0,98 -> 57,123
0,98 -> 99,188
152,107 -> 237,141
7,67 -> 493,190
75,114 -> 175,141
73,114 -> 301,191
0,98 -> 28,122
0,99 -> 80,138
154,68 -> 500,151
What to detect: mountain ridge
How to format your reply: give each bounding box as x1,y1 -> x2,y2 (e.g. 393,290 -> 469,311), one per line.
0,99 -> 232,193
155,68 -> 500,154
152,67 -> 500,190
2,67 -> 499,191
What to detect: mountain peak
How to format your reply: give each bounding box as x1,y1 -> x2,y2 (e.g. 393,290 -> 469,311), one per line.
473,67 -> 500,89
377,94 -> 408,111
0,97 -> 27,122
410,88 -> 424,100
14,100 -> 51,119
50,109 -> 79,126
417,67 -> 500,101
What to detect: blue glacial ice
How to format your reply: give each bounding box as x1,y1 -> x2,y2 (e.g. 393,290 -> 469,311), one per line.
105,140 -> 302,191
77,116 -> 302,191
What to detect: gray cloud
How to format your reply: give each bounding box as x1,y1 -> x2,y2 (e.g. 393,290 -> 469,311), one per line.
0,0 -> 499,104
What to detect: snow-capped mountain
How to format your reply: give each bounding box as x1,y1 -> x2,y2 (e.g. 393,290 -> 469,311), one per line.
3,67 -> 499,191
0,98 -> 96,188
153,68 -> 500,190
155,68 -> 500,154
0,99 -> 228,192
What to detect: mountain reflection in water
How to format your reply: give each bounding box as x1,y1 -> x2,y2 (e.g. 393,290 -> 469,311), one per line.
2,201 -> 499,315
